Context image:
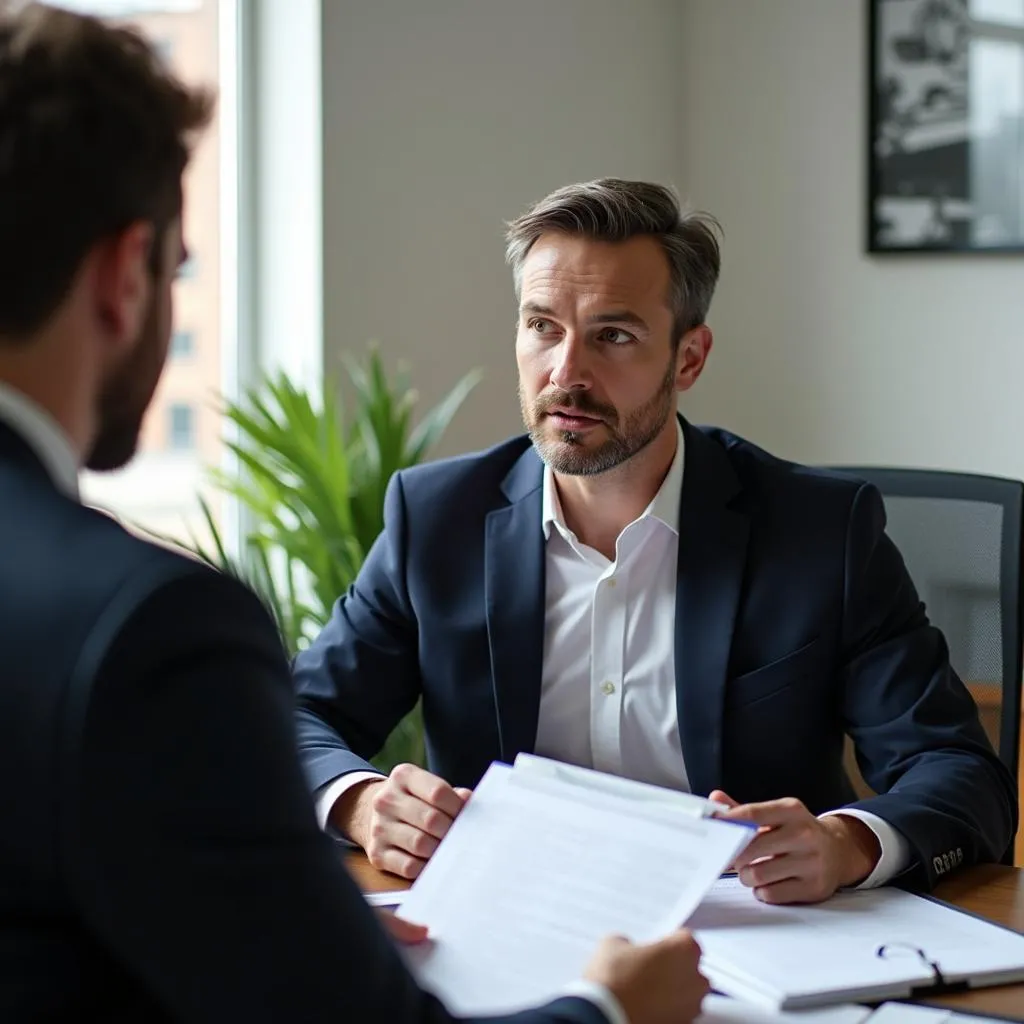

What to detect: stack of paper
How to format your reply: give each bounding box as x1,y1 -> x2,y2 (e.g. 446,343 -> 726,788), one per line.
691,876 -> 1024,1011
397,754 -> 754,1016
390,753 -> 1024,1019
697,995 -> 871,1022
697,997 -> 1006,1023
867,1005 -> 1010,1022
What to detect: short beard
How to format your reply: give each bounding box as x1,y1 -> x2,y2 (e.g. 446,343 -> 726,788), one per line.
86,293 -> 165,472
522,357 -> 677,477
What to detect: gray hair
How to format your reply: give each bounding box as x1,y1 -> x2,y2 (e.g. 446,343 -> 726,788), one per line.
505,178 -> 721,338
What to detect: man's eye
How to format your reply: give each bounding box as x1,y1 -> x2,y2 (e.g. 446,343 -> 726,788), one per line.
597,328 -> 634,345
530,318 -> 554,334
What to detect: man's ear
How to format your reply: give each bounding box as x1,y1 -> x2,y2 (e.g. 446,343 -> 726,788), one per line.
675,324 -> 713,393
91,221 -> 154,351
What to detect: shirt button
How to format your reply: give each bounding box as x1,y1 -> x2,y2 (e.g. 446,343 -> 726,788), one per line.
601,680 -> 616,695
606,577 -> 617,588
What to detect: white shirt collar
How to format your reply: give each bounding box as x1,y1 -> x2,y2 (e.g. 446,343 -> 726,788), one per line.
0,382 -> 80,499
542,418 -> 685,540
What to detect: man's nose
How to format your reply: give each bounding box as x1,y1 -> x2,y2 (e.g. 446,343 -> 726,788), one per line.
549,335 -> 591,391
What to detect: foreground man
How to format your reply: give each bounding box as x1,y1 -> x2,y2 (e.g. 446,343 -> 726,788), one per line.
0,7 -> 708,1023
295,178 -> 1016,902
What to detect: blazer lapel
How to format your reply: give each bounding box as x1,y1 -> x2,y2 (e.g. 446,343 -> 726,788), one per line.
485,447 -> 546,763
675,421 -> 749,795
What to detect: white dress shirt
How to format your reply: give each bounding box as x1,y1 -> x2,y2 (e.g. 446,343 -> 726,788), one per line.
536,423 -> 689,790
537,420 -> 908,888
0,382 -> 79,498
319,420 -> 911,895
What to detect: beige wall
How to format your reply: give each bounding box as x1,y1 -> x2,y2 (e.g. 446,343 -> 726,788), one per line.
322,0 -> 1024,477
678,0 -> 1024,479
321,0 -> 686,457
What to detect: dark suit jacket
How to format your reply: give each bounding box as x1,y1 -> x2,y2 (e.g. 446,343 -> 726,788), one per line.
0,420 -> 606,1024
294,418 -> 1017,891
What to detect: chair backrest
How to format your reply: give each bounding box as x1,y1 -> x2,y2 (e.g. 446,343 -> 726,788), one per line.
832,467 -> 1024,864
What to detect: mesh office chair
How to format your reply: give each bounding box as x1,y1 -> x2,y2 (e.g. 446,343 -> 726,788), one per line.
832,468 -> 1024,866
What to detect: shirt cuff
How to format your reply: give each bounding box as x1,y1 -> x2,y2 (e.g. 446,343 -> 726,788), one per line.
819,808 -> 912,888
314,771 -> 386,833
560,980 -> 629,1024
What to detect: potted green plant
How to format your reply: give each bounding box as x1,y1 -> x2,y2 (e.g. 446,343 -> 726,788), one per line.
170,346 -> 480,771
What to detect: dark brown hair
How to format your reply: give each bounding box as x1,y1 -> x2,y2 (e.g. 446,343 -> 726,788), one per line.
506,178 -> 722,340
0,2 -> 214,338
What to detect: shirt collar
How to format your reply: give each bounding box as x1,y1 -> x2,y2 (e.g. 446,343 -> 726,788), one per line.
542,418 -> 685,539
0,382 -> 80,499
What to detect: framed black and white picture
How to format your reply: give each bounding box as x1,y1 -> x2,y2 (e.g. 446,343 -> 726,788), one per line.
868,0 -> 1024,252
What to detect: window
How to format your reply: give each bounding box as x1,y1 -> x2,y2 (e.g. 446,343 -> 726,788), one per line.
968,3 -> 1024,245
75,0 -> 241,549
170,329 -> 196,358
971,0 -> 1024,26
167,403 -> 196,451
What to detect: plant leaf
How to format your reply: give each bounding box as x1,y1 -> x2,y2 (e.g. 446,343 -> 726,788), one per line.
169,346 -> 480,768
406,368 -> 483,464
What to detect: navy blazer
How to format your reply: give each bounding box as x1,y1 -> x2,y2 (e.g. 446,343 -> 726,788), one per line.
0,420 -> 605,1024
293,418 -> 1017,891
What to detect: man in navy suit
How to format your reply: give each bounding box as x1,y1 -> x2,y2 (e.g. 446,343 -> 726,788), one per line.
0,11 -> 710,1022
293,178 -> 1016,902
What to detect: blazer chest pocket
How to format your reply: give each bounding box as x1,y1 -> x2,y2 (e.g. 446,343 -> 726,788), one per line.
726,637 -> 826,710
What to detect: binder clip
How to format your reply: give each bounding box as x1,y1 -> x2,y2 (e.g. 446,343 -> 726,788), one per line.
875,943 -> 970,996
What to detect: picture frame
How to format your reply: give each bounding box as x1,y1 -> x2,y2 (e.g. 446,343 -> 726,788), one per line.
867,0 -> 1024,253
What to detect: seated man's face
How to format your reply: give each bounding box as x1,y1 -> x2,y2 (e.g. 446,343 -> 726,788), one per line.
515,231 -> 683,477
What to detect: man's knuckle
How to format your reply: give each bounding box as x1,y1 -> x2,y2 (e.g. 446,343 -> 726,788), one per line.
425,783 -> 448,806
423,809 -> 446,834
412,832 -> 435,858
380,849 -> 403,874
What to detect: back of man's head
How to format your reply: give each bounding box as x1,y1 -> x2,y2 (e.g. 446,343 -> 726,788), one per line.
0,2 -> 213,341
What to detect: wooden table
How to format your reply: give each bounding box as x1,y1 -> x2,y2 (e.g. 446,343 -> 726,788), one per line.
920,864 -> 1024,1018
346,854 -> 1024,1020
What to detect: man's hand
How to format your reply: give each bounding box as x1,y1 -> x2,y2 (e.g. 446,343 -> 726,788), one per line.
710,790 -> 881,905
331,763 -> 471,880
584,930 -> 708,1024
376,909 -> 428,945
